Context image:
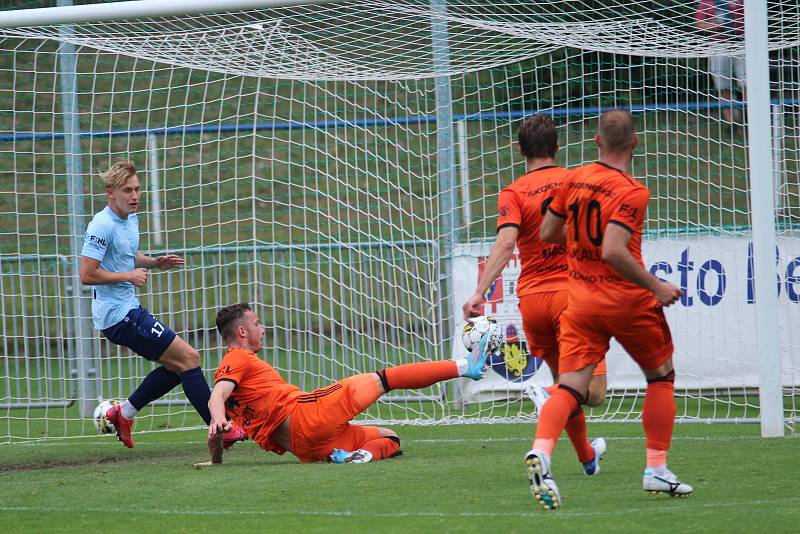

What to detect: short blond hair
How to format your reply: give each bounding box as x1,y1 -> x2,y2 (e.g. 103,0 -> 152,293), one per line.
100,161 -> 137,190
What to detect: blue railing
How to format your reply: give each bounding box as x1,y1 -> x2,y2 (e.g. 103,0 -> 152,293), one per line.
3,99 -> 797,143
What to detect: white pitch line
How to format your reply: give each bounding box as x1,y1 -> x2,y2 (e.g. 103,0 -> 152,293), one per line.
446,434 -> 794,445
1,498 -> 799,519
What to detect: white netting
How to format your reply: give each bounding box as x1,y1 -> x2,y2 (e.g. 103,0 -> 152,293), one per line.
0,0 -> 798,442
2,1 -> 799,79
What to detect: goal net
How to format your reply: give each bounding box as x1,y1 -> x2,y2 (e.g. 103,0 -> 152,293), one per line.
0,0 -> 798,442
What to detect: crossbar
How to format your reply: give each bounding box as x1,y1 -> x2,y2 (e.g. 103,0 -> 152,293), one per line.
0,0 -> 339,29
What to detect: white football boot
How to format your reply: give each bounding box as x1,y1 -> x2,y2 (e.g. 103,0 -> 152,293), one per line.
642,468 -> 693,497
524,449 -> 561,510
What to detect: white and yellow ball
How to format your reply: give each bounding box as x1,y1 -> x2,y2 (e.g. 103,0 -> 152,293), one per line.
462,316 -> 504,354
93,400 -> 116,434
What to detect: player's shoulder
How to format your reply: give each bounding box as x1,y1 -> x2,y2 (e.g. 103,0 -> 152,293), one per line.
559,162 -> 596,190
609,167 -> 648,196
217,348 -> 257,375
589,162 -> 645,192
91,206 -> 112,222
86,207 -> 114,231
563,161 -> 600,181
507,165 -> 568,192
222,347 -> 256,362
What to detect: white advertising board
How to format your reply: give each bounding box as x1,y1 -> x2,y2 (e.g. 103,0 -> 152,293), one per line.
452,234 -> 800,403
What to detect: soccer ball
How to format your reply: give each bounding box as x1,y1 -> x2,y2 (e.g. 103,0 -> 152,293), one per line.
93,400 -> 116,434
462,316 -> 504,355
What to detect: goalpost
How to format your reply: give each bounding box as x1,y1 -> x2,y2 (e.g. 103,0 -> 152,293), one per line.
0,0 -> 797,443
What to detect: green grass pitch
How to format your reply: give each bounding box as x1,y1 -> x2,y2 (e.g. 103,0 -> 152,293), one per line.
1,422 -> 798,533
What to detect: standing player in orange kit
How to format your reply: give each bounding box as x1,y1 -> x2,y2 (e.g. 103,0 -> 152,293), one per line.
461,114 -> 607,480
525,109 -> 692,510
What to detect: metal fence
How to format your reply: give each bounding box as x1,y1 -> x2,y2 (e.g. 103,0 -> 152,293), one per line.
0,239 -> 438,413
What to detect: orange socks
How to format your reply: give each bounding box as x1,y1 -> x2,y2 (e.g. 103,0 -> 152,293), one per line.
538,384 -> 593,462
381,361 -> 459,391
565,408 -> 595,463
361,437 -> 402,461
642,373 -> 676,468
532,386 -> 580,456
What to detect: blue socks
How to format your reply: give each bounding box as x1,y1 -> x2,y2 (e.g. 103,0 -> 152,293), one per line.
179,367 -> 212,424
127,365 -> 212,425
128,366 -> 181,411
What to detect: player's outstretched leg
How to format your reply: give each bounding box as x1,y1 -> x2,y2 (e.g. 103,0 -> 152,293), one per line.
643,468 -> 693,497
373,327 -> 496,393
371,327 -> 500,397
524,450 -> 561,510
106,400 -> 135,448
582,437 -> 607,476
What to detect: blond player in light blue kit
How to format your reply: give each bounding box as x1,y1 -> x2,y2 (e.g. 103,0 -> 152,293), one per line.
80,161 -> 245,449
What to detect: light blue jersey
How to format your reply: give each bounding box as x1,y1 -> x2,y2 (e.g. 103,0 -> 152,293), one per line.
81,206 -> 141,330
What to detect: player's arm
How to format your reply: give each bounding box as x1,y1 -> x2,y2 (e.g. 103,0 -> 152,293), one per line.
79,256 -> 148,287
602,224 -> 681,307
540,210 -> 566,245
202,380 -> 235,465
462,226 -> 518,320
135,251 -> 184,270
208,380 -> 235,436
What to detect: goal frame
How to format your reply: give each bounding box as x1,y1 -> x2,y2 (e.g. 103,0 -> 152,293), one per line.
0,0 -> 786,437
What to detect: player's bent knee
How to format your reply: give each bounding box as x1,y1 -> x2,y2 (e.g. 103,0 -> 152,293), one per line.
378,427 -> 399,441
646,369 -> 676,384
175,352 -> 200,372
643,360 -> 674,382
160,361 -> 180,373
161,344 -> 201,372
375,369 -> 390,393
585,389 -> 605,407
179,356 -> 200,372
185,348 -> 201,368
586,377 -> 607,407
558,383 -> 587,405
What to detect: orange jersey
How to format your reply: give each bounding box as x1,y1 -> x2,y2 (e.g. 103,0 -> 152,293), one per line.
549,162 -> 656,315
214,347 -> 304,454
496,166 -> 568,296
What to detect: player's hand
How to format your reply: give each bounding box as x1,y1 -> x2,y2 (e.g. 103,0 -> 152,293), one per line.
462,293 -> 485,321
129,268 -> 148,287
154,254 -> 184,270
206,421 -> 227,465
208,419 -> 232,439
653,281 -> 682,307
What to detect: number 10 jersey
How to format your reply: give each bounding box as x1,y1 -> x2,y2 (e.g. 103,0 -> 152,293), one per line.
549,161 -> 656,316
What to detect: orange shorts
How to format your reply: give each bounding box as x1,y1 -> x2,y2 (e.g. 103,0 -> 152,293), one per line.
289,373 -> 385,463
558,304 -> 674,374
519,291 -> 605,376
